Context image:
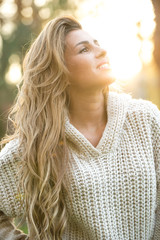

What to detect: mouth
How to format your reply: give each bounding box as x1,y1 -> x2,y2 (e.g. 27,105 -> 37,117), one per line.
97,62 -> 111,70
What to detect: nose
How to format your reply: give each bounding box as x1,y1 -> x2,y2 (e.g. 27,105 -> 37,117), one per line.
95,46 -> 107,58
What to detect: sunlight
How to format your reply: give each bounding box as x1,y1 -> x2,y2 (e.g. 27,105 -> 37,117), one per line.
39,8 -> 51,19
1,22 -> 16,38
0,0 -> 17,18
76,0 -> 155,82
2,0 -> 156,85
22,0 -> 32,7
34,0 -> 47,7
5,62 -> 22,85
140,40 -> 154,64
21,7 -> 33,18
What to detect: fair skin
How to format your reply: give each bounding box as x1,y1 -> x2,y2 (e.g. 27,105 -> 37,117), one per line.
64,29 -> 115,147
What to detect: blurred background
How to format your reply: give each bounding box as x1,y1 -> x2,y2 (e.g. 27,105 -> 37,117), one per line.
0,0 -> 160,234
0,0 -> 160,139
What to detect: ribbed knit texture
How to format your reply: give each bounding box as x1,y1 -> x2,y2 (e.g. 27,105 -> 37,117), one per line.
0,92 -> 160,240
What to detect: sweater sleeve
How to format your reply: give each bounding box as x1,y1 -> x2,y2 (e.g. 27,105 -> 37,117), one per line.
149,103 -> 160,240
0,139 -> 29,240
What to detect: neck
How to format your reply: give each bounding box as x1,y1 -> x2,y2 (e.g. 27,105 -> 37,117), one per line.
67,88 -> 108,129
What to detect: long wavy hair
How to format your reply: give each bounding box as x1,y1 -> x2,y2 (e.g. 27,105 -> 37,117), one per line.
1,16 -> 82,239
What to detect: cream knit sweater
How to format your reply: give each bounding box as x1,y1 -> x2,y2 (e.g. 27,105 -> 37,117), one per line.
0,92 -> 160,240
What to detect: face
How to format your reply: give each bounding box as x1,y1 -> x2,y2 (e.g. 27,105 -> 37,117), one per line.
64,29 -> 115,92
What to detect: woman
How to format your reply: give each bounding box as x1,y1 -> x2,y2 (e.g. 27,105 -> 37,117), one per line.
0,16 -> 160,240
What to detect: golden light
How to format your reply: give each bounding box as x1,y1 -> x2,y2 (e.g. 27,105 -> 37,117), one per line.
76,0 -> 155,82
140,40 -> 154,64
34,0 -> 47,7
1,22 -> 16,38
21,7 -> 33,18
0,0 -> 17,18
5,63 -> 22,85
22,0 -> 32,7
39,8 -> 51,19
5,55 -> 22,85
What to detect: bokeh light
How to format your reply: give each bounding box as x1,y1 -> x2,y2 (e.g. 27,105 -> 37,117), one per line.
34,0 -> 47,7
1,22 -> 17,38
5,55 -> 22,85
0,0 -> 17,18
21,7 -> 33,18
39,8 -> 51,19
5,63 -> 22,85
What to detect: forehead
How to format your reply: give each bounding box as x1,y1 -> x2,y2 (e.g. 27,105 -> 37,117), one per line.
65,29 -> 94,47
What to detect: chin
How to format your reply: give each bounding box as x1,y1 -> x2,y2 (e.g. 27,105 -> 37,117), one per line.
104,72 -> 116,85
99,75 -> 116,87
107,76 -> 116,85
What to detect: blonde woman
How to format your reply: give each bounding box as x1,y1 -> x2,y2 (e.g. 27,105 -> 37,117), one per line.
0,16 -> 160,240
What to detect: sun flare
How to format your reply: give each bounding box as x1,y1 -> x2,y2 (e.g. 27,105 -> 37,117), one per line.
76,0 -> 155,82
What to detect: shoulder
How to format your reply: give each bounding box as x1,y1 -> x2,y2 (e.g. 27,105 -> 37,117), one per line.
127,96 -> 160,127
109,91 -> 160,130
110,91 -> 160,122
128,96 -> 159,114
0,139 -> 24,217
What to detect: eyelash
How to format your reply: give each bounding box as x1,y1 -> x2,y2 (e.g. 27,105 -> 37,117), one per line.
79,43 -> 100,54
79,47 -> 89,53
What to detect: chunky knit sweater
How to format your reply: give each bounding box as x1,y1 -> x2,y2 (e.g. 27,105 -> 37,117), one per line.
0,92 -> 160,240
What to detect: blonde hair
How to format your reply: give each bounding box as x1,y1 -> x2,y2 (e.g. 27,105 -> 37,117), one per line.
1,16 -> 82,239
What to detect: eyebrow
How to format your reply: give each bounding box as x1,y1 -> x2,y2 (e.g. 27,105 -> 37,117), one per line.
74,39 -> 99,48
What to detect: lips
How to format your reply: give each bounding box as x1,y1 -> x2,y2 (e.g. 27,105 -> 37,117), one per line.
97,61 -> 111,70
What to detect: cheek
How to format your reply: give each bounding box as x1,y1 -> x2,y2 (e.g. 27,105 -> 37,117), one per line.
67,57 -> 94,77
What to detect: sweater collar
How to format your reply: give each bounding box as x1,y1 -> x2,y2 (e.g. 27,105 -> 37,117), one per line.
65,92 -> 131,156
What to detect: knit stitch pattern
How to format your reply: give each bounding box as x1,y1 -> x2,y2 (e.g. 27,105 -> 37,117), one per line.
0,92 -> 160,240
0,139 -> 24,218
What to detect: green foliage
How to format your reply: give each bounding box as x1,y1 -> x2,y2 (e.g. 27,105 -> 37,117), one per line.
14,218 -> 28,234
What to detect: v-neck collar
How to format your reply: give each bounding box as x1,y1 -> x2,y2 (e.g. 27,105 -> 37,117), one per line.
65,92 -> 131,156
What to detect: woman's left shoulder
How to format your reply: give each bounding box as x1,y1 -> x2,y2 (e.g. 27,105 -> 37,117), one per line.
128,96 -> 160,121
109,91 -> 160,125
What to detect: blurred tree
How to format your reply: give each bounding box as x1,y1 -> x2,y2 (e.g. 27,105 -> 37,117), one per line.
151,0 -> 160,76
0,0 -> 77,138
